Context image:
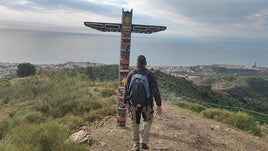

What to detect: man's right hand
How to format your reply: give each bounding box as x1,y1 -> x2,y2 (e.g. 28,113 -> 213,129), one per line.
157,106 -> 162,115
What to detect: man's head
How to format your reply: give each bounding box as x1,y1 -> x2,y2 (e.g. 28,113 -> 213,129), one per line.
137,55 -> 147,67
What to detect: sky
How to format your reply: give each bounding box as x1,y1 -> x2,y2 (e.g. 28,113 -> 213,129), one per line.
0,0 -> 268,67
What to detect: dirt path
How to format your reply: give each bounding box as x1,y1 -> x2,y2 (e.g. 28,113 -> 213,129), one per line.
85,101 -> 268,151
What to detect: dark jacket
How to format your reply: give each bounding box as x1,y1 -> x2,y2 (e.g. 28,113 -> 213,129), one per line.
124,67 -> 162,107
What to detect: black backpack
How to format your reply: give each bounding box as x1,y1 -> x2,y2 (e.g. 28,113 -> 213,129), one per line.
128,70 -> 151,107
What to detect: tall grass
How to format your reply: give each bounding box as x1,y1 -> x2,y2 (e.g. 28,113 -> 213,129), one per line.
176,101 -> 262,136
0,67 -> 118,149
175,101 -> 206,113
0,121 -> 87,151
203,109 -> 262,136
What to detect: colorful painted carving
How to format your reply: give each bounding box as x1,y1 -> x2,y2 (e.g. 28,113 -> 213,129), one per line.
84,9 -> 166,127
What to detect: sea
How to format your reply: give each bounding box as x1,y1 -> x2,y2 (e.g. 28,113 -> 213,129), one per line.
1,29 -> 268,67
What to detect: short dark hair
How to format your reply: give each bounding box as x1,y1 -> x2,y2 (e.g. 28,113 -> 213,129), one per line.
137,55 -> 147,67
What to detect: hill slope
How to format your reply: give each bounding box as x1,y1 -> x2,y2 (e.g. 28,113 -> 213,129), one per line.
1,66 -> 268,150
85,101 -> 268,151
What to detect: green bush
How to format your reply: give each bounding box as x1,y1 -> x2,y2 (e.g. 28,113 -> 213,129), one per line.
83,105 -> 116,123
262,124 -> 268,133
175,101 -> 205,113
202,108 -> 232,122
86,65 -> 118,81
189,104 -> 206,113
16,63 -> 36,77
0,117 -> 20,139
60,115 -> 85,130
202,108 -> 261,136
33,103 -> 49,114
23,111 -> 45,124
76,99 -> 102,114
232,112 -> 261,136
2,97 -> 9,104
51,100 -> 77,118
7,109 -> 16,118
176,101 -> 189,109
100,88 -> 116,97
0,121 -> 87,151
233,112 -> 254,130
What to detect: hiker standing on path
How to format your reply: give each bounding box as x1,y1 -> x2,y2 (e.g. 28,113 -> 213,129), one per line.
124,55 -> 162,151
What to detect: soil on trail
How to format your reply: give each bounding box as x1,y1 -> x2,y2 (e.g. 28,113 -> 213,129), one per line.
84,101 -> 268,151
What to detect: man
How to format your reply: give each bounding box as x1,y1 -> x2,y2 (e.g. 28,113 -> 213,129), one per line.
124,55 -> 162,151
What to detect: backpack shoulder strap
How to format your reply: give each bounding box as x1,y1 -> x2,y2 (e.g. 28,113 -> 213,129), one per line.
144,70 -> 151,76
133,69 -> 150,75
131,70 -> 138,75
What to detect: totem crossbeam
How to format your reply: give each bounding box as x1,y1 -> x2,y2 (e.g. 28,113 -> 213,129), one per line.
84,8 -> 166,127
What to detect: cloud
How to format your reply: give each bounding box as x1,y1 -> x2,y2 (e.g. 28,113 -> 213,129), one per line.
0,0 -> 268,38
0,0 -> 124,32
247,9 -> 268,28
122,0 -> 268,38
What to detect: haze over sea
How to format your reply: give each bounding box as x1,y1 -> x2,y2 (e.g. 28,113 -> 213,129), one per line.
1,29 -> 267,67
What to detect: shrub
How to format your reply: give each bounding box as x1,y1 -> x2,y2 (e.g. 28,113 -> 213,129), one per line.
76,99 -> 102,114
2,97 -> 9,104
233,112 -> 253,129
83,105 -> 116,123
248,125 -> 262,136
7,109 -> 16,118
23,111 -> 45,124
51,100 -> 77,118
202,109 -> 262,136
176,101 -> 189,109
202,108 -> 232,122
100,88 -> 116,97
189,104 -> 206,113
0,121 -> 87,151
33,103 -> 49,114
60,115 -> 85,130
0,117 -> 20,139
16,63 -> 36,77
261,124 -> 268,133
96,105 -> 117,117
175,101 -> 205,113
233,112 -> 261,136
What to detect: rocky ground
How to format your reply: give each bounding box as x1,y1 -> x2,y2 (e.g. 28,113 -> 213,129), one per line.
74,101 -> 268,151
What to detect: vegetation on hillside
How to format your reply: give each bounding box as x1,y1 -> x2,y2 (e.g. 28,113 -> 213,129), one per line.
0,66 -> 117,150
174,101 -> 266,136
195,75 -> 268,115
0,65 -> 268,150
154,70 -> 244,107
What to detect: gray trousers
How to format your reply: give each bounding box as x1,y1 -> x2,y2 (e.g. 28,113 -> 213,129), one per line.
130,106 -> 154,144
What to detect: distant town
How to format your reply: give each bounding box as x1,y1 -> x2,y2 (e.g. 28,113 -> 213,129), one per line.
1,61 -> 267,79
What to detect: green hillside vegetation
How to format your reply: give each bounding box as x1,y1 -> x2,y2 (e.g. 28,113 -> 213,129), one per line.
0,65 -> 117,150
195,75 -> 268,115
0,65 -> 268,150
174,101 -> 268,136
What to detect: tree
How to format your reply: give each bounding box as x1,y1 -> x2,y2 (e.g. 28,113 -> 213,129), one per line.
16,63 -> 36,77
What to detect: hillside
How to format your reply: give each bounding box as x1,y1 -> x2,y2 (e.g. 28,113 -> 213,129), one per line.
86,101 -> 268,151
1,65 -> 268,150
192,75 -> 268,115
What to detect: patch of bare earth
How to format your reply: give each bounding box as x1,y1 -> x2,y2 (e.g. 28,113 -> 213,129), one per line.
83,101 -> 268,151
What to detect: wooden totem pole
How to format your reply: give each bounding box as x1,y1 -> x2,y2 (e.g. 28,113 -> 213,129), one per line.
84,9 -> 166,127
